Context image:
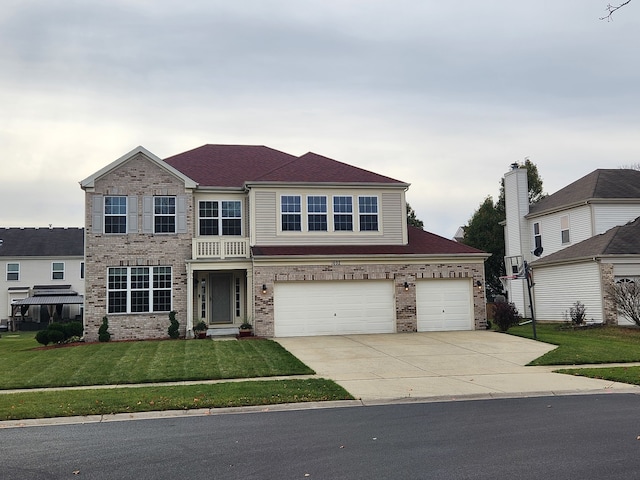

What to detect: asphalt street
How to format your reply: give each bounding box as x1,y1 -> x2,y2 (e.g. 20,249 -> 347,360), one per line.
2,393 -> 640,479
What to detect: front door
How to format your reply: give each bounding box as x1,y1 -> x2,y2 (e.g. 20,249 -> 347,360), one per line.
210,273 -> 233,324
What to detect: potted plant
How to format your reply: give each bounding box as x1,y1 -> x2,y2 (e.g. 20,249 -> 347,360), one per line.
238,321 -> 253,338
194,321 -> 208,339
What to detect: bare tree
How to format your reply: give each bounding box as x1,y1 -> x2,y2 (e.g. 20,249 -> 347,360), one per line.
601,0 -> 632,21
608,278 -> 640,326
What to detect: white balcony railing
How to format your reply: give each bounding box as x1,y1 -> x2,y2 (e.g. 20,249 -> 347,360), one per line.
193,237 -> 250,259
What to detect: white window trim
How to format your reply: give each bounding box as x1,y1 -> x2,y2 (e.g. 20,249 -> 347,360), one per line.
533,222 -> 542,250
154,196 -> 177,234
52,262 -> 65,280
6,263 -> 19,281
280,195 -> 302,232
357,195 -> 379,232
107,266 -> 173,314
560,215 -> 570,244
307,195 -> 328,232
332,195 -> 354,232
104,196 -> 128,234
198,200 -> 243,236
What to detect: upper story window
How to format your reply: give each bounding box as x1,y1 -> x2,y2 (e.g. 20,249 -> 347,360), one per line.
6,263 -> 19,281
104,196 -> 127,234
154,196 -> 176,233
281,195 -> 301,231
333,196 -> 353,231
533,222 -> 542,250
52,262 -> 65,280
199,201 -> 242,236
307,196 -> 327,231
358,196 -> 379,231
81,262 -> 85,279
107,266 -> 172,314
560,215 -> 570,244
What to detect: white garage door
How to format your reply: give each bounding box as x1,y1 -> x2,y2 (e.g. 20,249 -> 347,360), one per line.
274,280 -> 395,337
417,279 -> 473,331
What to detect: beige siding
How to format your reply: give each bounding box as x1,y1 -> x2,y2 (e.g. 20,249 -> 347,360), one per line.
533,262 -> 603,322
251,187 -> 406,246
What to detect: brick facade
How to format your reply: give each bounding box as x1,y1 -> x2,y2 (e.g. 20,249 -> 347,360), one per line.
83,153 -> 193,341
253,262 -> 487,337
600,262 -> 617,325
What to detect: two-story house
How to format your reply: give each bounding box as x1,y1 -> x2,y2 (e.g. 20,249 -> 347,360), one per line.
80,145 -> 489,341
0,227 -> 85,330
503,165 -> 640,324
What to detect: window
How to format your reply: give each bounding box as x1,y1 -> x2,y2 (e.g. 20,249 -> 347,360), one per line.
52,262 -> 65,280
560,215 -> 570,244
6,263 -> 19,281
221,201 -> 242,235
107,266 -> 172,314
333,196 -> 353,231
81,262 -> 85,279
154,196 -> 176,233
281,195 -> 301,231
104,196 -> 127,234
199,201 -> 242,236
533,222 -> 542,250
307,196 -> 327,231
358,196 -> 378,231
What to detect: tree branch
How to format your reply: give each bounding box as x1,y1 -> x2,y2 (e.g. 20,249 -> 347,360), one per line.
600,0 -> 632,21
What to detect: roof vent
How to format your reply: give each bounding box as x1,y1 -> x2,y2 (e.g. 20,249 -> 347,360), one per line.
510,162 -> 519,170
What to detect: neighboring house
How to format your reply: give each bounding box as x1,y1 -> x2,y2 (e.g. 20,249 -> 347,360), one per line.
80,145 -> 489,341
0,227 -> 85,329
503,165 -> 640,323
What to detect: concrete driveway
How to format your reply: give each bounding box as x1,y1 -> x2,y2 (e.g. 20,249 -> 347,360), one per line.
276,331 -> 638,403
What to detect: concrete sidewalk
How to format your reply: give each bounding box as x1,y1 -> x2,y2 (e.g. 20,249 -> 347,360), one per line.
276,331 -> 639,403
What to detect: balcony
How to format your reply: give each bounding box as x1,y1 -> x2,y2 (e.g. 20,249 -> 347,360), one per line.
193,237 -> 250,260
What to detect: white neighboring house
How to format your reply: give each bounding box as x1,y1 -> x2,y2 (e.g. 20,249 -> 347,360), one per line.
0,227 -> 85,330
503,166 -> 640,324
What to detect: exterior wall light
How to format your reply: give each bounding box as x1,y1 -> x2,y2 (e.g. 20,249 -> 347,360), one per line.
262,284 -> 267,294
404,281 -> 409,291
476,280 -> 483,290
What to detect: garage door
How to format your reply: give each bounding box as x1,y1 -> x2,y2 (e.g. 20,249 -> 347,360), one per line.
417,279 -> 473,331
274,280 -> 395,337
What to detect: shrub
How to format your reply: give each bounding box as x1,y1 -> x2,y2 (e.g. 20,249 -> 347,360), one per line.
98,316 -> 111,342
64,321 -> 84,338
47,329 -> 65,344
35,330 -> 50,346
168,311 -> 180,339
569,301 -> 586,325
493,301 -> 521,332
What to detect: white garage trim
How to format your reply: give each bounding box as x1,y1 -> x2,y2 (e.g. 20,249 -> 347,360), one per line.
274,280 -> 396,337
416,279 -> 473,331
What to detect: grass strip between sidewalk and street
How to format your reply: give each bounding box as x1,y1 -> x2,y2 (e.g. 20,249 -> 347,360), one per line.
0,379 -> 354,421
558,365 -> 640,386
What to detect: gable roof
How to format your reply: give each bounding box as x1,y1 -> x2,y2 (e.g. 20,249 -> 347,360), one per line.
532,216 -> 640,266
0,228 -> 84,257
163,144 -> 407,188
80,146 -> 197,190
528,169 -> 640,216
252,226 -> 487,258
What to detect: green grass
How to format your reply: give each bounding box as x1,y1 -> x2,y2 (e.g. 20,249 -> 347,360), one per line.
0,333 -> 354,420
0,379 -> 354,421
0,333 -> 314,389
508,323 -> 640,365
559,366 -> 640,386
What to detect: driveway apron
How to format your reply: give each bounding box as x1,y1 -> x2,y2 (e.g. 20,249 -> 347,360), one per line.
276,331 -> 638,403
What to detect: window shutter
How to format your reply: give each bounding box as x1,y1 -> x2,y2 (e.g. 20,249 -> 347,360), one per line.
92,195 -> 103,234
128,196 -> 138,233
177,195 -> 188,234
142,196 -> 153,234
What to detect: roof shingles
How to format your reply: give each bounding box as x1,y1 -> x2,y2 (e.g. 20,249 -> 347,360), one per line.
0,228 -> 84,257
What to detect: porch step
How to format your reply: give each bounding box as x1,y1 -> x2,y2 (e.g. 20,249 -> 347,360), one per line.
206,327 -> 239,337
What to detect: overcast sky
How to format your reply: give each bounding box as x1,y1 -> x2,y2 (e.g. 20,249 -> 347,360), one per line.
1,0 -> 639,238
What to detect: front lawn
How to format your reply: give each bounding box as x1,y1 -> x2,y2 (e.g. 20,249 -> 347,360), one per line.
0,333 -> 314,389
508,323 -> 640,366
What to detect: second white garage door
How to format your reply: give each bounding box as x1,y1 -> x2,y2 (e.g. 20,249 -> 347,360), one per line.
417,279 -> 473,331
274,280 -> 396,337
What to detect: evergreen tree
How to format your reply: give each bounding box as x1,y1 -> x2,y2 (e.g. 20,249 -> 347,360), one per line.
406,202 -> 424,229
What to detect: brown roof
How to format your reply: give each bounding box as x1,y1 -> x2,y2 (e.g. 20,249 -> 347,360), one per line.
163,145 -> 406,187
529,169 -> 640,216
532,216 -> 640,266
252,226 -> 487,257
0,228 -> 84,257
